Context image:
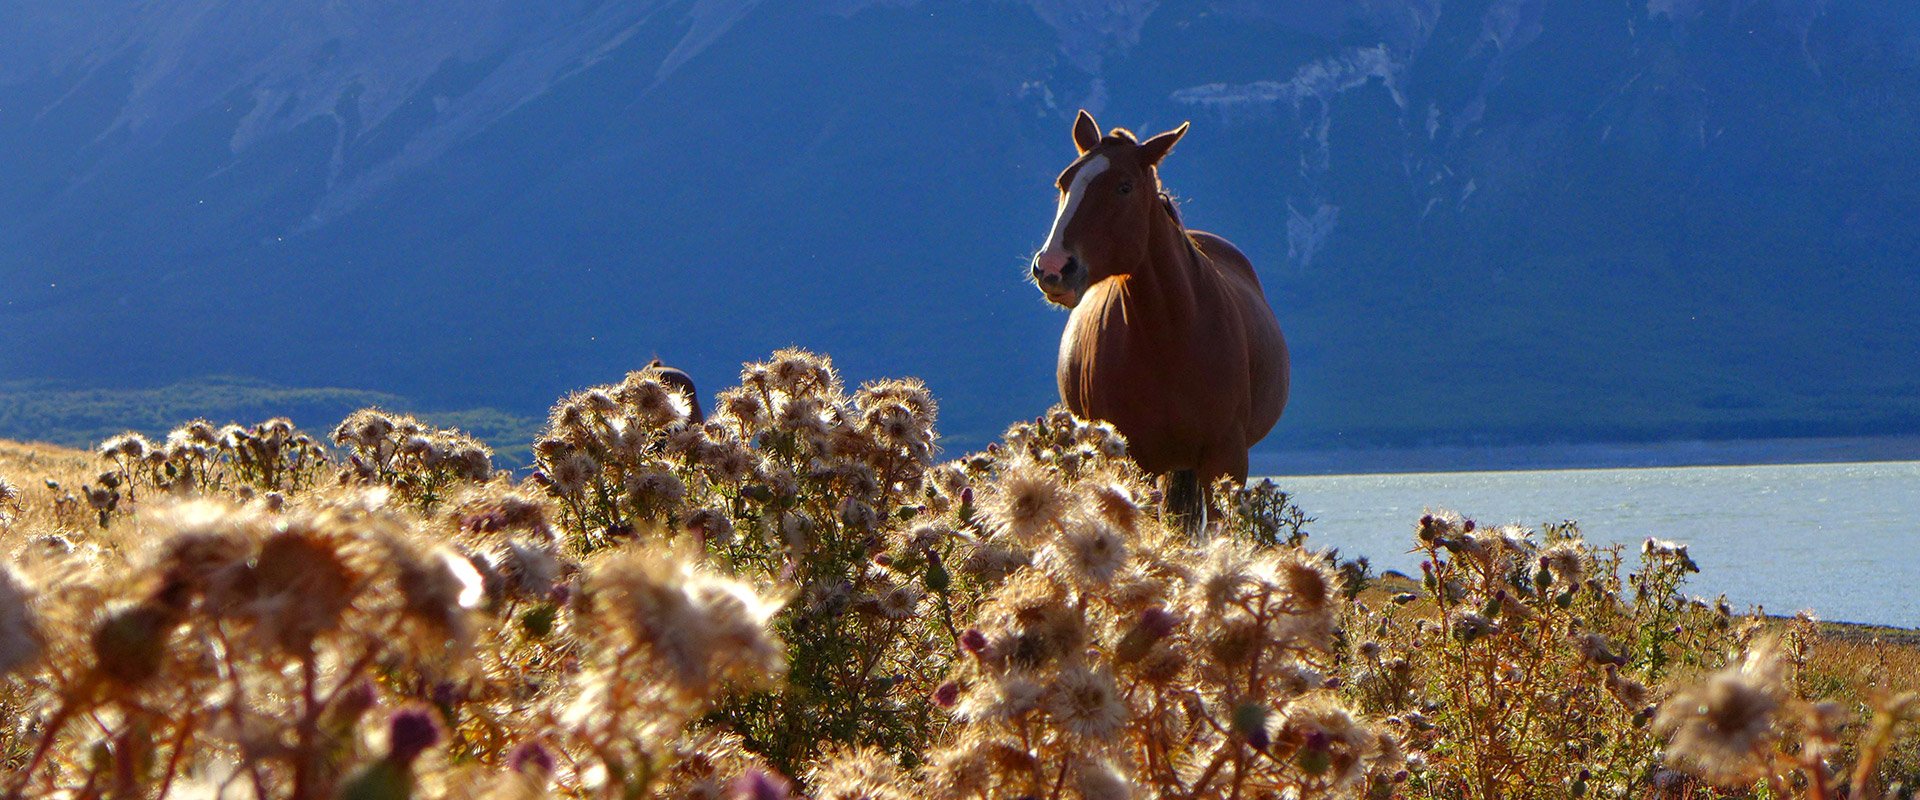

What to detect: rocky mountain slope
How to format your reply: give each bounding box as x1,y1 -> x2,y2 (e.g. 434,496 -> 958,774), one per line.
3,0 -> 1916,450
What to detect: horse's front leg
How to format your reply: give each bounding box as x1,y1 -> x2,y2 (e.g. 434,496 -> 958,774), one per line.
1161,469 -> 1206,540
1167,439 -> 1250,540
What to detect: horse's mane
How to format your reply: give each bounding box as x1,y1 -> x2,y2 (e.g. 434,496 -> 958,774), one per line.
1159,191 -> 1184,228
1160,190 -> 1203,262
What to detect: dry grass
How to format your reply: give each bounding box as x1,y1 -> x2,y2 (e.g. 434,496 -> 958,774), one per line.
0,351 -> 1916,800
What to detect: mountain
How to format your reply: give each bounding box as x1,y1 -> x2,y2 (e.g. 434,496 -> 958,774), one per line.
3,0 -> 1917,453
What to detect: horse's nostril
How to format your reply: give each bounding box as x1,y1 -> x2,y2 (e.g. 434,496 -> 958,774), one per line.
1062,257 -> 1080,276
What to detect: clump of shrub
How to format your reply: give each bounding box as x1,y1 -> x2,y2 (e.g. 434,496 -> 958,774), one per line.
0,349 -> 1915,799
333,409 -> 495,510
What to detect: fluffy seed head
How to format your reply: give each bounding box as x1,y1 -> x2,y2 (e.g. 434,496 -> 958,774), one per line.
1276,550 -> 1342,613
1279,696 -> 1381,791
1040,518 -> 1129,589
1655,646 -> 1787,785
396,545 -> 484,639
1046,664 -> 1128,742
548,453 -> 598,495
0,563 -> 42,676
956,674 -> 1043,725
806,745 -> 911,800
716,388 -> 769,431
1540,541 -> 1590,586
978,460 -> 1069,542
685,506 -> 736,546
624,378 -> 690,426
588,548 -> 787,699
100,432 -> 151,460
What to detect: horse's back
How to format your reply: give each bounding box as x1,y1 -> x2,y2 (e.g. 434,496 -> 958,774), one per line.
1190,231 -> 1261,288
1191,231 -> 1290,443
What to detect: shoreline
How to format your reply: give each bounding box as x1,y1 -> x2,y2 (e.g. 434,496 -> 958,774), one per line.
1254,434 -> 1920,476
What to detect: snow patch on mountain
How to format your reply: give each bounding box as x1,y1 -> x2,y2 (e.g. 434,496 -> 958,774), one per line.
3,0 -> 788,230
1286,202 -> 1340,272
838,0 -> 1159,74
1169,45 -> 1405,115
1022,0 -> 1159,73
1172,47 -> 1402,186
1646,0 -> 1706,20
657,0 -> 765,83
1172,45 -> 1405,272
1474,0 -> 1546,57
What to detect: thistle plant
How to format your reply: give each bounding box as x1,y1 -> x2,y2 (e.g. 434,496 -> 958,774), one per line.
0,477 -> 19,532
0,488 -> 778,800
1,494 -> 480,798
528,362 -> 737,548
97,419 -> 331,511
334,409 -> 495,510
911,449 -> 1402,799
1340,513 -> 1741,799
1650,620 -> 1920,799
1,350 -> 1915,799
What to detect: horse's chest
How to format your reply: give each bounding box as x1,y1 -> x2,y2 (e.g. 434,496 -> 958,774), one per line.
1057,287 -> 1220,439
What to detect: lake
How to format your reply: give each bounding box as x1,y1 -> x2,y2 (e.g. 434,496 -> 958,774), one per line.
1267,461 -> 1920,627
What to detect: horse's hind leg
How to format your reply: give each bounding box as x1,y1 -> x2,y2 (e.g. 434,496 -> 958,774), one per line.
1173,444 -> 1250,540
1162,469 -> 1206,539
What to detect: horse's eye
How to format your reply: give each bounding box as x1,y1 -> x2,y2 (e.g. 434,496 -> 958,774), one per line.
1117,181 -> 1134,195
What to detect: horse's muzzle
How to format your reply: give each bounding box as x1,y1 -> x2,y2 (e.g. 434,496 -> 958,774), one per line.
1032,254 -> 1086,307
1030,255 -> 1081,286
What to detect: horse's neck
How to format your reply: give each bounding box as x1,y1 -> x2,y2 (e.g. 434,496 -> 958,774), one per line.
1125,205 -> 1205,326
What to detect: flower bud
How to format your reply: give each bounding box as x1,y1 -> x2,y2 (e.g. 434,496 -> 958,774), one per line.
507,740 -> 556,777
92,603 -> 175,686
932,681 -> 960,708
387,707 -> 442,764
1231,703 -> 1269,750
1115,608 -> 1178,664
960,628 -> 988,657
923,551 -> 951,594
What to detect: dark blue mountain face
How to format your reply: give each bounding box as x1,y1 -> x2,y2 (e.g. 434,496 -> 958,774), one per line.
3,0 -> 1917,451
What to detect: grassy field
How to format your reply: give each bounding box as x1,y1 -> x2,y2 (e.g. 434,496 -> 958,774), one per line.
1,351 -> 1916,799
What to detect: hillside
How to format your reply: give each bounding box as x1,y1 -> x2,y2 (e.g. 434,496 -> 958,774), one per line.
3,0 -> 1918,450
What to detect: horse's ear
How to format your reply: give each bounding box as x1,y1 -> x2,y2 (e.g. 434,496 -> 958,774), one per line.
1073,110 -> 1102,154
1139,122 -> 1190,167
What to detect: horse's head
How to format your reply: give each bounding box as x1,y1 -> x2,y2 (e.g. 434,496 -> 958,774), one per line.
1030,109 -> 1188,308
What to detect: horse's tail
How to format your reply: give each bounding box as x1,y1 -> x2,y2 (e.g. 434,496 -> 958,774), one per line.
1163,469 -> 1208,540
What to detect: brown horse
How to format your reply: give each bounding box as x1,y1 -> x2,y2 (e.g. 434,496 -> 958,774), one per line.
643,358 -> 705,423
1029,110 -> 1290,532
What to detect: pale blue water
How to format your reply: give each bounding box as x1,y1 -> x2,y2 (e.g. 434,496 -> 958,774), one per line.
1269,461 -> 1920,627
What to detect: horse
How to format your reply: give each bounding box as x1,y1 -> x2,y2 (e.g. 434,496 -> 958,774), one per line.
644,358 -> 705,423
1029,110 -> 1290,534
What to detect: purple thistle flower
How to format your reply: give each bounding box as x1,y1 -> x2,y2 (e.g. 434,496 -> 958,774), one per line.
959,628 -> 988,656
731,769 -> 791,800
932,680 -> 960,708
1138,607 -> 1178,638
337,679 -> 377,717
431,680 -> 462,708
507,740 -> 555,775
387,706 -> 442,764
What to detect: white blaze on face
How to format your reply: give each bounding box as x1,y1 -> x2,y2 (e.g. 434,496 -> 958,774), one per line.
1036,154 -> 1109,274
